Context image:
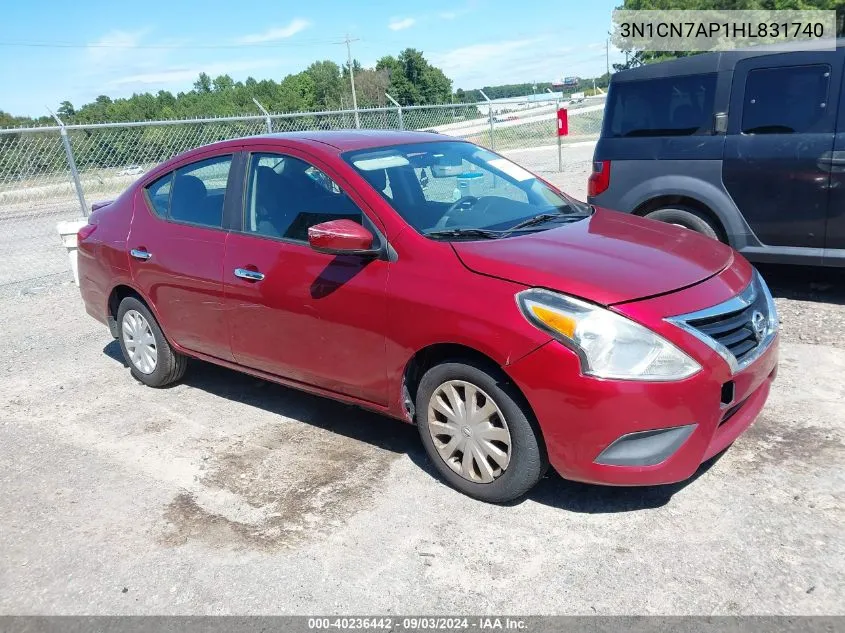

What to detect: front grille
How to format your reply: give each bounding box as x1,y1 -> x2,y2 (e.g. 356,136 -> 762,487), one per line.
669,271 -> 777,373
685,288 -> 770,364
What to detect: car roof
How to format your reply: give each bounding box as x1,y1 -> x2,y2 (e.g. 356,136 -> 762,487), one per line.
183,129 -> 451,156
143,129 -> 457,179
260,129 -> 450,151
613,38 -> 844,82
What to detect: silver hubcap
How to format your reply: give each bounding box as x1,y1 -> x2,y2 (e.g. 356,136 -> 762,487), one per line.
427,380 -> 512,484
122,309 -> 157,374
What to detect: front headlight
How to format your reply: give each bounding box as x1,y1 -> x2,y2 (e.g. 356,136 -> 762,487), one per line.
516,288 -> 701,381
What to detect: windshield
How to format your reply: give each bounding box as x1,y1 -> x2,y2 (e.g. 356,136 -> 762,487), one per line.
343,141 -> 591,239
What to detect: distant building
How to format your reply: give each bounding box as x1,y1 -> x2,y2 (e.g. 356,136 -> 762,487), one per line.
552,76 -> 579,89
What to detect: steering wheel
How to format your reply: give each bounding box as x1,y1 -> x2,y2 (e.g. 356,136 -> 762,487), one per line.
432,196 -> 479,230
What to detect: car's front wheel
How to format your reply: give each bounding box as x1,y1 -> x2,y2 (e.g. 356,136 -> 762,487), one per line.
415,361 -> 547,503
117,296 -> 187,388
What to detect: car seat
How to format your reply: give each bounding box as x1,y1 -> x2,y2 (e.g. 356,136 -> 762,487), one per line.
171,174 -> 211,224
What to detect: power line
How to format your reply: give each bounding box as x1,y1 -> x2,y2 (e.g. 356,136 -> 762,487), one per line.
0,38 -> 349,50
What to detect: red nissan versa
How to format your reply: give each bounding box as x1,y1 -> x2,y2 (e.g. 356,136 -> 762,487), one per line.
77,131 -> 779,503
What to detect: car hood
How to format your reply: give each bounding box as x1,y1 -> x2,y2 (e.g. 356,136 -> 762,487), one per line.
451,208 -> 735,306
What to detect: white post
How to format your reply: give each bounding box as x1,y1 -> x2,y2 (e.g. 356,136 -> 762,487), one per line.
49,109 -> 89,286
479,89 -> 494,150
252,98 -> 273,134
346,35 -> 361,129
385,92 -> 404,130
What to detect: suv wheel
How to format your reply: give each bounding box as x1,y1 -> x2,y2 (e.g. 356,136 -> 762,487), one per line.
645,207 -> 720,241
117,296 -> 187,388
415,361 -> 546,503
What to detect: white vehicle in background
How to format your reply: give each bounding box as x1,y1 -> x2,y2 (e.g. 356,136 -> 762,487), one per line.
117,165 -> 144,176
568,92 -> 586,105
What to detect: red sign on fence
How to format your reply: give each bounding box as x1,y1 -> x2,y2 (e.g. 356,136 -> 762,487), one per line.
557,108 -> 568,137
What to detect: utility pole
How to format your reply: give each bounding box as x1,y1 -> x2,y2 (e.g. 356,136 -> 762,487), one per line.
344,34 -> 361,129
606,37 -> 610,78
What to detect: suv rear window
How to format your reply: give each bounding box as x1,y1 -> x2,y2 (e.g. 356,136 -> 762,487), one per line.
605,73 -> 717,138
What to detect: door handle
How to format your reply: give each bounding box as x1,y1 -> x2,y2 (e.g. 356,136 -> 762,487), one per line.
234,268 -> 265,282
130,248 -> 152,261
818,150 -> 845,167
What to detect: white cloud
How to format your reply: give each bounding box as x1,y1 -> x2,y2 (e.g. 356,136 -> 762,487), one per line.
431,39 -> 539,76
236,18 -> 311,44
388,17 -> 416,31
86,29 -> 148,63
430,38 -> 616,88
111,59 -> 278,86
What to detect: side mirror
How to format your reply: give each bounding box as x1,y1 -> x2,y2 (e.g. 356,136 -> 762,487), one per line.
308,219 -> 379,256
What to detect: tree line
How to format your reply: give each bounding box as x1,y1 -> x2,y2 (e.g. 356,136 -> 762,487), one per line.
0,46 -> 608,130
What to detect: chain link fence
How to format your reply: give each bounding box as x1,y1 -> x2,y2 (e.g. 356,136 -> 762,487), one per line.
0,96 -> 605,295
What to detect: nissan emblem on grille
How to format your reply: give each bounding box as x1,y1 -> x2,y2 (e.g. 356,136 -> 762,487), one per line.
751,311 -> 766,342
668,271 -> 776,374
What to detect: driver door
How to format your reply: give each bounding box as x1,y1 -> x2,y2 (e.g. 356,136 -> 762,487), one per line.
223,147 -> 391,405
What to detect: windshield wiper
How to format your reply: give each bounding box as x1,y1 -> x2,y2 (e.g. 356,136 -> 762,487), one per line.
502,212 -> 573,236
424,228 -> 503,240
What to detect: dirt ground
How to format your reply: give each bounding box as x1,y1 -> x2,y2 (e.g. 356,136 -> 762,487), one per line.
0,144 -> 843,614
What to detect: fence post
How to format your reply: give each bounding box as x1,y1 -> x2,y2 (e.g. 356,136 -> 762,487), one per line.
385,93 -> 404,130
50,111 -> 88,217
556,98 -> 563,172
479,90 -> 494,150
252,98 -> 273,134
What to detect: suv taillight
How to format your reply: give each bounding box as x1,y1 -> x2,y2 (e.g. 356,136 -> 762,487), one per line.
587,160 -> 611,197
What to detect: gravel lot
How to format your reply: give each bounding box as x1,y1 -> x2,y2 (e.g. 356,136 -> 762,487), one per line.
0,142 -> 843,615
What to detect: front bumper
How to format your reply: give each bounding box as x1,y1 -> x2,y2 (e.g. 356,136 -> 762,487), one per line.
506,267 -> 779,487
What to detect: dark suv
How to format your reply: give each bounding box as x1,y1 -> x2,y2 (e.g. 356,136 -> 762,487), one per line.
588,42 -> 844,266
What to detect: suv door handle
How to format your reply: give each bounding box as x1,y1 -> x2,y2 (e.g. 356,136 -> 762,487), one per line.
234,268 -> 265,282
130,248 -> 152,261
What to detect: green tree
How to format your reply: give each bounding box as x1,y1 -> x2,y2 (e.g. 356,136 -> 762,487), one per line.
193,72 -> 212,94
377,49 -> 452,105
57,101 -> 75,119
305,60 -> 343,108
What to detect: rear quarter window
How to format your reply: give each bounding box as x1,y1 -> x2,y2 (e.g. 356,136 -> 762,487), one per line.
741,64 -> 831,135
144,173 -> 172,217
606,73 -> 717,138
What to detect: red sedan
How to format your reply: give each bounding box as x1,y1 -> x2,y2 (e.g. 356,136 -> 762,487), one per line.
77,131 -> 779,503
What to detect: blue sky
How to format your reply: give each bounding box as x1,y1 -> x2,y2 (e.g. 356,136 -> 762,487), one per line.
0,0 -> 624,116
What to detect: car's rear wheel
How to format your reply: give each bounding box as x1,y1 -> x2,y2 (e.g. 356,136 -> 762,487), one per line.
117,296 -> 186,387
645,207 -> 720,241
415,361 -> 546,503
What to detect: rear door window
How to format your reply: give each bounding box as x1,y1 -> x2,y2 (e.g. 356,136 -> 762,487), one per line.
741,64 -> 832,135
606,73 -> 717,138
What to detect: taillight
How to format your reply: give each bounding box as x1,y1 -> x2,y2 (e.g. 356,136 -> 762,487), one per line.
587,160 -> 611,197
78,224 -> 97,241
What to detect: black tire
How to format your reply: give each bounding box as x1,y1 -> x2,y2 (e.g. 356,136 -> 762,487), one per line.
644,207 -> 720,241
415,360 -> 547,503
116,296 -> 187,388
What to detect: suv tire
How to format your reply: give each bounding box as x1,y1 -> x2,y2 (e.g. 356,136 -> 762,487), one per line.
645,207 -> 720,241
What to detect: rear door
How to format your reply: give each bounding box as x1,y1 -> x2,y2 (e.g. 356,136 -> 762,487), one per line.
723,51 -> 840,249
824,51 -> 845,255
128,150 -> 241,361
